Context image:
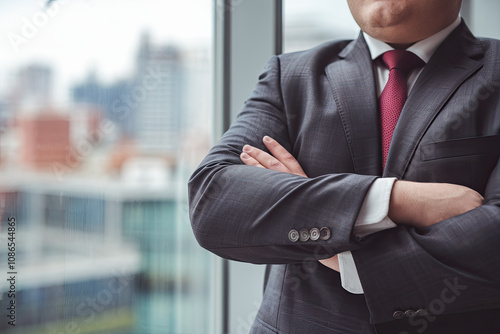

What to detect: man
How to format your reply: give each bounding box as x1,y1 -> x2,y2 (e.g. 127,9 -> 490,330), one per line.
189,0 -> 500,333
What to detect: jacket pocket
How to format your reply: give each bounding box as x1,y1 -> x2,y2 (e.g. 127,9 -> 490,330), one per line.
420,134 -> 500,161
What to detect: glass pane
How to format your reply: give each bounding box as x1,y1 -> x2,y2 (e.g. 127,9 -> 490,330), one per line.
284,0 -> 359,53
0,1 -> 215,333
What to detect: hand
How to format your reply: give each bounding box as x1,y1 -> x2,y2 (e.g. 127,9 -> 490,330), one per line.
389,180 -> 484,228
319,255 -> 340,272
240,136 -> 307,177
240,136 -> 339,272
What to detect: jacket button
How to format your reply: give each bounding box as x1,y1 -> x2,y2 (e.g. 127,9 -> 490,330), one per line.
415,309 -> 428,317
288,229 -> 299,242
299,229 -> 310,242
405,310 -> 416,318
310,228 -> 320,241
319,227 -> 331,240
393,310 -> 405,319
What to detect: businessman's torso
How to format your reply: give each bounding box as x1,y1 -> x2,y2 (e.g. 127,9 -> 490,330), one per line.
251,22 -> 500,334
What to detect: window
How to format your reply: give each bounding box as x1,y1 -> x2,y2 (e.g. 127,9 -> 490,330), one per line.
284,0 -> 358,53
0,1 -> 215,333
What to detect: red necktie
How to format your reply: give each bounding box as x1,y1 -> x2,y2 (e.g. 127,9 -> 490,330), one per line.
379,50 -> 424,169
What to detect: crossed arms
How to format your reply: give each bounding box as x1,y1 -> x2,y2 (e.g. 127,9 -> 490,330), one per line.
239,135 -> 484,272
188,55 -> 500,322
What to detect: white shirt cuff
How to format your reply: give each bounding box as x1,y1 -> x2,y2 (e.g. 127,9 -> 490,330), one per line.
338,177 -> 398,294
338,251 -> 363,294
354,177 -> 397,238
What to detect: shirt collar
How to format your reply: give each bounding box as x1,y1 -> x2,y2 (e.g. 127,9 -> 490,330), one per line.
363,16 -> 461,63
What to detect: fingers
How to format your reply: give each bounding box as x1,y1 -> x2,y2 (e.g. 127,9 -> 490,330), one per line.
240,137 -> 308,178
263,136 -> 307,177
240,152 -> 264,168
318,255 -> 340,272
241,144 -> 290,173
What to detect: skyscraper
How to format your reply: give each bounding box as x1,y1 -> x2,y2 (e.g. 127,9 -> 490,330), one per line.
134,33 -> 184,154
10,64 -> 53,112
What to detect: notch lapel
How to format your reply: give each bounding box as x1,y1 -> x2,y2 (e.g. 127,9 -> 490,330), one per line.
384,22 -> 485,178
326,33 -> 382,176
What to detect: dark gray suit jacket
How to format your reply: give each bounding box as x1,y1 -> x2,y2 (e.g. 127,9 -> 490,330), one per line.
188,21 -> 500,333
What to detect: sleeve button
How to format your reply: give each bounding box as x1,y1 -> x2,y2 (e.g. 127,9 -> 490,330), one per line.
405,310 -> 416,318
288,229 -> 299,242
319,227 -> 331,240
393,310 -> 405,319
299,229 -> 310,242
415,309 -> 428,317
310,228 -> 320,241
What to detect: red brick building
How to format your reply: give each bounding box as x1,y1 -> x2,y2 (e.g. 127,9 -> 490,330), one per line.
18,113 -> 79,171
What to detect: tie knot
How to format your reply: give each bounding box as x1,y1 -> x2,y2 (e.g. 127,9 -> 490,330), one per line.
381,50 -> 424,74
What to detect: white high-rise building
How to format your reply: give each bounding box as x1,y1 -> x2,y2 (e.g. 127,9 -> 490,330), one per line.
134,33 -> 184,154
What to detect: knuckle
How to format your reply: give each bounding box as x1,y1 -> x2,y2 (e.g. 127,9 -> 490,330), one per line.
267,140 -> 278,148
268,159 -> 283,170
283,153 -> 296,162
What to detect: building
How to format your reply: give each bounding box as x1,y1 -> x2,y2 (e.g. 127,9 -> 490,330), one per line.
133,33 -> 184,154
0,171 -> 209,333
17,112 -> 78,171
9,64 -> 53,112
72,72 -> 134,136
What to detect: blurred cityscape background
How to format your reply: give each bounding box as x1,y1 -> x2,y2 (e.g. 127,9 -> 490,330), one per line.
0,1 -> 360,331
0,1 -> 214,333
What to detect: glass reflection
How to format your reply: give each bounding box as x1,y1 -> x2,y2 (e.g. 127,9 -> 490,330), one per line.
0,1 -> 213,333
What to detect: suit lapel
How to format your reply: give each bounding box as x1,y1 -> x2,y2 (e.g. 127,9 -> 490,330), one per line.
326,33 -> 382,176
384,22 -> 485,178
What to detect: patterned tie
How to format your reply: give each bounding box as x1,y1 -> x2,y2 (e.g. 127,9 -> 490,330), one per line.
379,50 -> 424,169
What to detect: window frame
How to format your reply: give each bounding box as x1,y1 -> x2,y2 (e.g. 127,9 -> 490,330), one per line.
213,0 -> 282,332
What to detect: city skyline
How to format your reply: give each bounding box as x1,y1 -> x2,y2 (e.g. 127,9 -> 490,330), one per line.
0,0 -> 361,105
0,33 -> 211,178
0,0 -> 212,104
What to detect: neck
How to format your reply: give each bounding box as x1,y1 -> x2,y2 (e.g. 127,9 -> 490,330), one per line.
387,42 -> 416,50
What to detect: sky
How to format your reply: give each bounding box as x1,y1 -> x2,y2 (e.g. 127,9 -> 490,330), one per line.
0,0 -> 213,102
0,0 -> 358,104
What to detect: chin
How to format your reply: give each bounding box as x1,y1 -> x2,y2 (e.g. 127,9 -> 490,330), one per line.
367,25 -> 419,45
367,1 -> 410,28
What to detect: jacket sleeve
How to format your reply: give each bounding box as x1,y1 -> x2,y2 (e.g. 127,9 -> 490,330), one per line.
353,157 -> 500,323
188,56 -> 378,264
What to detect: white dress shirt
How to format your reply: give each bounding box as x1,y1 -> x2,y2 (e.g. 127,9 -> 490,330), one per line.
337,16 -> 462,294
